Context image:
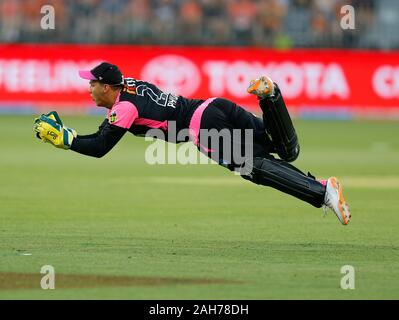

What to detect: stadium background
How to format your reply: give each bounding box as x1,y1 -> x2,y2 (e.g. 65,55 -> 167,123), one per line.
1,0 -> 399,300
1,0 -> 398,118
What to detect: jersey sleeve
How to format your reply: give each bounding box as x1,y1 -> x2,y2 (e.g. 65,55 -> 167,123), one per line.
107,101 -> 138,129
70,120 -> 127,158
70,101 -> 138,158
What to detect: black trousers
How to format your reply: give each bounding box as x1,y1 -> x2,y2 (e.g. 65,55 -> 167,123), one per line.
196,98 -> 326,207
197,98 -> 275,169
199,98 -> 326,208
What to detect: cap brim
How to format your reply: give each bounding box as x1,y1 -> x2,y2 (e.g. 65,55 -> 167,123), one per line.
78,70 -> 97,80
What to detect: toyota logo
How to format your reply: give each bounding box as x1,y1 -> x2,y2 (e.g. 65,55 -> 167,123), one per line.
141,54 -> 201,96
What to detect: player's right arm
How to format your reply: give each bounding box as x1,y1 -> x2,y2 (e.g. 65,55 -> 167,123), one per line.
34,114 -> 127,157
34,101 -> 137,157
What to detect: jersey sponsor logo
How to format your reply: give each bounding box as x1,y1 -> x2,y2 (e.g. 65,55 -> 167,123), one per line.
109,110 -> 117,123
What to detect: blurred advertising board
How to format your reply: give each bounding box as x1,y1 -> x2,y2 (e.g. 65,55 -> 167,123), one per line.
0,44 -> 398,118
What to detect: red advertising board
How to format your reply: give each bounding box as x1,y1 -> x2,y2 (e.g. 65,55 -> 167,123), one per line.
0,44 -> 398,117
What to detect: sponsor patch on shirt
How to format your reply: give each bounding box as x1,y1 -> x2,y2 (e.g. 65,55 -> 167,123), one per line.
109,110 -> 117,123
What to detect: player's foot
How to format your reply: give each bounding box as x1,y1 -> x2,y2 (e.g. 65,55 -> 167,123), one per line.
247,76 -> 275,98
323,177 -> 351,225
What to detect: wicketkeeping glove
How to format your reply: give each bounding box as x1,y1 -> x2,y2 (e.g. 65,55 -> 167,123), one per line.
34,111 -> 77,149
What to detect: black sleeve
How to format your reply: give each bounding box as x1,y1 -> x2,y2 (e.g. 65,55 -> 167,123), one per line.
70,120 -> 127,158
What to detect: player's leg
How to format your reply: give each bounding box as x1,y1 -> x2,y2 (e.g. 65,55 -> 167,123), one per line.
196,99 -> 322,207
240,156 -> 325,208
192,98 -> 350,225
240,156 -> 351,225
247,76 -> 300,162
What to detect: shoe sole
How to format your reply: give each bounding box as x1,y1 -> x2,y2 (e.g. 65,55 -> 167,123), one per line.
330,177 -> 351,225
247,77 -> 273,97
247,79 -> 261,94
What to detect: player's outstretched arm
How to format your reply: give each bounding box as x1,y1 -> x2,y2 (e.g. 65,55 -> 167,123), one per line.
33,111 -> 127,158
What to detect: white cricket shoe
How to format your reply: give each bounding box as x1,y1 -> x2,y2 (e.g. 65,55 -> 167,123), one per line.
247,76 -> 275,98
323,177 -> 351,225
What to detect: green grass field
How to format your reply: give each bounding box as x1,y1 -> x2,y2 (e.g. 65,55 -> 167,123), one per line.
1,115 -> 399,299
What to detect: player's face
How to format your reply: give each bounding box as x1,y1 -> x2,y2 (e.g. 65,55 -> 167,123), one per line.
89,80 -> 107,107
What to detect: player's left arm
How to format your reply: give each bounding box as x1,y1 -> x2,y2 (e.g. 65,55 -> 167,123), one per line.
34,102 -> 138,158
